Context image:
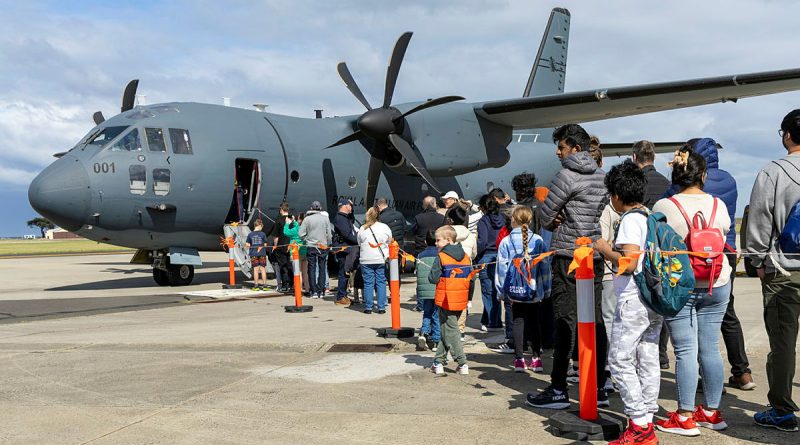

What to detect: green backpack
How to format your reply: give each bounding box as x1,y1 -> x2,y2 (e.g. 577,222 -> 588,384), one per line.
616,209 -> 695,317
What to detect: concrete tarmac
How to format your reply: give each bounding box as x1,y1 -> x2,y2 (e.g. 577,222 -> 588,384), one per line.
0,252 -> 797,444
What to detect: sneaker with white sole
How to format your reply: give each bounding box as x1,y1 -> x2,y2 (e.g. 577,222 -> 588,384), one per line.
526,386 -> 570,410
456,364 -> 469,375
657,411 -> 701,437
529,357 -> 544,373
693,405 -> 728,431
480,324 -> 488,332
514,358 -> 527,372
417,335 -> 428,351
488,341 -> 514,354
431,362 -> 444,375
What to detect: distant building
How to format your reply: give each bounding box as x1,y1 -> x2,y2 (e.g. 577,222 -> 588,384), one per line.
45,227 -> 82,240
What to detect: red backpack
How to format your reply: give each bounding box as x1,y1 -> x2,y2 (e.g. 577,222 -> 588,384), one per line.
669,197 -> 724,289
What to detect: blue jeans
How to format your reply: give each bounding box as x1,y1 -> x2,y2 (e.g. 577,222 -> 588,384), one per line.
306,248 -> 328,296
666,282 -> 731,411
478,253 -> 502,328
421,299 -> 441,342
361,263 -> 387,311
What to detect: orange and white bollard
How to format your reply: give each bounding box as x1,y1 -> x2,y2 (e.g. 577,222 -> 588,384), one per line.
546,237 -> 622,441
285,242 -> 313,313
378,241 -> 414,338
222,236 -> 242,289
573,237 -> 598,421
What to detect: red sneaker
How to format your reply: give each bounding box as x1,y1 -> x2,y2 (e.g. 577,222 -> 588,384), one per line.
610,421 -> 658,445
657,411 -> 700,436
693,406 -> 728,430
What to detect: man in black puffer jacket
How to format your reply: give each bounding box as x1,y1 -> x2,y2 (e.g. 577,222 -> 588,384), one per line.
376,197 -> 407,242
528,124 -> 610,411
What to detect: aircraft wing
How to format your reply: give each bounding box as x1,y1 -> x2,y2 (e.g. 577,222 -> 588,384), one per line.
476,68 -> 800,129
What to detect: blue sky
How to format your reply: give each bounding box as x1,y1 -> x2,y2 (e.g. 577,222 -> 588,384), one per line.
2,0 -> 799,236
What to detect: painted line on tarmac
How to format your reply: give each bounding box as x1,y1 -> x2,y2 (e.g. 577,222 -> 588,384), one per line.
0,250 -> 134,259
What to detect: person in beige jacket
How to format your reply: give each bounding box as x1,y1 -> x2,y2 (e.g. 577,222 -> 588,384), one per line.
446,206 -> 477,341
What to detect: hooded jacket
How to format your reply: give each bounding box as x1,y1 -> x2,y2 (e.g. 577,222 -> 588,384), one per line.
428,243 -> 467,284
540,151 -> 608,256
665,138 -> 738,248
299,210 -> 332,250
476,212 -> 506,259
415,246 -> 439,300
454,225 -> 477,260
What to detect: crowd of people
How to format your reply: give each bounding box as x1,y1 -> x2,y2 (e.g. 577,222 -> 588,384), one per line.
243,110 -> 800,443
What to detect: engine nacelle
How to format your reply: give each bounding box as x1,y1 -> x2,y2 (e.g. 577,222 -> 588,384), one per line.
393,102 -> 511,176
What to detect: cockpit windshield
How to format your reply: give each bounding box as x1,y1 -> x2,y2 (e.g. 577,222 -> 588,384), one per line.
85,126 -> 129,147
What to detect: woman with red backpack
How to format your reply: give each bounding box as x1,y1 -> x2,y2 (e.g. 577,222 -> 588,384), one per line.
653,146 -> 732,436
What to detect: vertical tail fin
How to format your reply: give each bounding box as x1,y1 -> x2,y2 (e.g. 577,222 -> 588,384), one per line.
523,8 -> 570,97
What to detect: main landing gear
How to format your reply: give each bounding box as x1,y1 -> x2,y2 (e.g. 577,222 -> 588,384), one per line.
151,252 -> 195,286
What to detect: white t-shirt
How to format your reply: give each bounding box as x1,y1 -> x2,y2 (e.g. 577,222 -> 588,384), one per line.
613,212 -> 648,303
357,222 -> 393,265
652,194 -> 731,288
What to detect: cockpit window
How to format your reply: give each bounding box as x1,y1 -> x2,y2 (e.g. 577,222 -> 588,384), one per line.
86,126 -> 128,147
110,128 -> 142,151
145,128 -> 166,152
169,128 -> 193,154
129,165 -> 146,195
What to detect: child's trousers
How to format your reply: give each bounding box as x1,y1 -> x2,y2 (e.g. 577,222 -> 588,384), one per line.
434,309 -> 466,366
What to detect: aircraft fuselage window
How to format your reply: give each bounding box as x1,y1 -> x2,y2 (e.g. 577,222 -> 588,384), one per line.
169,128 -> 193,154
86,126 -> 128,147
111,128 -> 142,151
153,168 -> 170,196
129,165 -> 146,195
146,128 -> 167,152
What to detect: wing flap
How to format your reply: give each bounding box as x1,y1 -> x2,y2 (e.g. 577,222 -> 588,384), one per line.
477,68 -> 800,129
599,142 -> 687,157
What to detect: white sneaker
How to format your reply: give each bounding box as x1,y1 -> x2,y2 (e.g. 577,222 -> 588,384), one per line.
480,324 -> 488,332
456,364 -> 469,375
489,341 -> 514,354
431,362 -> 444,375
417,335 -> 428,351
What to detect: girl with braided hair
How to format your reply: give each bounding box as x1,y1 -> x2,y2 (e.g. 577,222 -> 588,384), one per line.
495,205 -> 548,373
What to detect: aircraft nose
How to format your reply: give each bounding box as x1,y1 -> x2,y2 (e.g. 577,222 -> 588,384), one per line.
28,158 -> 91,232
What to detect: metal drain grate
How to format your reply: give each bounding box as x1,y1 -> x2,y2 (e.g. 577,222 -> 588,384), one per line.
327,343 -> 393,353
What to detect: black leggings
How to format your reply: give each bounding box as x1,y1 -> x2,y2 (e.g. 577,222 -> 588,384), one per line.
512,302 -> 543,359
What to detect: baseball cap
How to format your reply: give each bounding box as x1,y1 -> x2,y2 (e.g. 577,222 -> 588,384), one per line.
310,200 -> 322,210
442,191 -> 459,200
338,198 -> 352,207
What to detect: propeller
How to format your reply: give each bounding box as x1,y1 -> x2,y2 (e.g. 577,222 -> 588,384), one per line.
90,79 -> 139,125
326,32 -> 464,207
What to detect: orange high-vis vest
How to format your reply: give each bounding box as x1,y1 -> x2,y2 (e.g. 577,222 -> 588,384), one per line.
435,252 -> 474,311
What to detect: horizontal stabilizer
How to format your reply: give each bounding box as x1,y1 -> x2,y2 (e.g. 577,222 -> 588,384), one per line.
477,68 -> 800,129
599,142 -> 688,157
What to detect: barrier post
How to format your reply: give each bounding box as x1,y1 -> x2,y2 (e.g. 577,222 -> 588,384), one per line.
378,241 -> 414,338
222,236 -> 242,289
285,242 -> 313,313
389,241 -> 401,329
574,238 -> 598,421
546,237 -> 623,441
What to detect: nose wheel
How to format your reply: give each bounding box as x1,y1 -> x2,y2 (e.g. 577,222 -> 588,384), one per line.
152,264 -> 195,286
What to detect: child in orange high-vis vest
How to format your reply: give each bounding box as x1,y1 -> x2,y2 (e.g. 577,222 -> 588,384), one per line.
429,225 -> 477,375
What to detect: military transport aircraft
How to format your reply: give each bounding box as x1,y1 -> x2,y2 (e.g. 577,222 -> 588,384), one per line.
28,8 -> 800,286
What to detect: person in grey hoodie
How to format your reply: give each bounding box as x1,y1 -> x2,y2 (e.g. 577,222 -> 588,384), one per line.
528,123 -> 610,410
748,109 -> 800,432
299,200 -> 333,299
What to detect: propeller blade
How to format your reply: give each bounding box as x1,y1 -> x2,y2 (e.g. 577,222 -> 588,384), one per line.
326,130 -> 364,148
121,79 -> 139,112
398,95 -> 466,120
387,133 -> 441,194
383,32 -> 413,108
92,111 -> 105,125
337,62 -> 372,111
365,156 -> 383,208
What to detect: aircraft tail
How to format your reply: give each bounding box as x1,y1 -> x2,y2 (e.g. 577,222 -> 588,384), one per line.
523,8 -> 570,97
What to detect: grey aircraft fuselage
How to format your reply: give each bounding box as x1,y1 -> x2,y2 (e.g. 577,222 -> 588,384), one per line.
29,101 -> 559,252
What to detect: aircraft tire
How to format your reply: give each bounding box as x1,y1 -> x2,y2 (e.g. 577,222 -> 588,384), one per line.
153,268 -> 170,286
167,264 -> 194,286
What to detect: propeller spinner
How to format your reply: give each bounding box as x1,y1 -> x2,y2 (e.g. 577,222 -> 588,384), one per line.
326,32 -> 464,207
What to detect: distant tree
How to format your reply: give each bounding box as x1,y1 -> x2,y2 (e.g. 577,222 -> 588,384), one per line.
27,217 -> 55,238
